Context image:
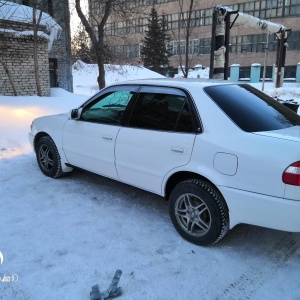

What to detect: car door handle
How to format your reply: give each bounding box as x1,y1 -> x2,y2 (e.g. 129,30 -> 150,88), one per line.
102,135 -> 113,141
171,147 -> 185,154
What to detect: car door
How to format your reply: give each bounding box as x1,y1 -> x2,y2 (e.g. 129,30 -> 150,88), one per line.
62,85 -> 139,179
115,86 -> 198,194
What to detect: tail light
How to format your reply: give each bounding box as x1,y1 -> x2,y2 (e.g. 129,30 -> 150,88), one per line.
283,161 -> 300,186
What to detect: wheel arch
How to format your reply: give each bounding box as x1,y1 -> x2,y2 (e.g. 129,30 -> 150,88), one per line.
33,132 -> 72,174
164,171 -> 228,207
33,132 -> 50,152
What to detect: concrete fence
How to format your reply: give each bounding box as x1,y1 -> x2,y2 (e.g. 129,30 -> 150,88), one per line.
230,63 -> 300,83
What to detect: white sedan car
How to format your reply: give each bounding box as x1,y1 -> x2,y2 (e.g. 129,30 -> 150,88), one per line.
29,79 -> 300,246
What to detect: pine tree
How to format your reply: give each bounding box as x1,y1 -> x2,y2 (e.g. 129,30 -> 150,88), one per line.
71,29 -> 96,64
141,7 -> 171,74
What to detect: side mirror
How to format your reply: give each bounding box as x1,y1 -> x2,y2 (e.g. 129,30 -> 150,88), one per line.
69,108 -> 82,120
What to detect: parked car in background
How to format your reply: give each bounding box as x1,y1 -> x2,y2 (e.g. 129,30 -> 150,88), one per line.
29,79 -> 300,246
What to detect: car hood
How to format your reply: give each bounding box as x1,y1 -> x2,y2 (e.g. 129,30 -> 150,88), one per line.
253,126 -> 300,143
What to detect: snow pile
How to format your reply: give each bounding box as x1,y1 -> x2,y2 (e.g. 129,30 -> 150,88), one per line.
0,89 -> 86,157
174,67 -> 209,79
252,82 -> 300,103
72,60 -> 165,96
0,0 -> 62,50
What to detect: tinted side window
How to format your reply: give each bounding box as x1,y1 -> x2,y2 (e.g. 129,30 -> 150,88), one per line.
128,92 -> 195,132
204,84 -> 300,132
81,91 -> 134,124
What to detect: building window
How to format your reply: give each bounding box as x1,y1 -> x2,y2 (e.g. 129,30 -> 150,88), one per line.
100,0 -> 300,39
111,44 -> 140,58
284,66 -> 296,78
239,66 -> 251,79
228,30 -> 296,55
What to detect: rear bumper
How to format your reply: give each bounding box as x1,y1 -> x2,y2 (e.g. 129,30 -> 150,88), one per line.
220,186 -> 300,232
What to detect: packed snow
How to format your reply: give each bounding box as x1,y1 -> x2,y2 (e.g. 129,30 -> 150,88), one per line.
1,64 -> 300,300
174,66 -> 210,79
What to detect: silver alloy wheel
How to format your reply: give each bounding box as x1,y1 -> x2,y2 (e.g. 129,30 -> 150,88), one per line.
175,193 -> 211,237
38,144 -> 54,172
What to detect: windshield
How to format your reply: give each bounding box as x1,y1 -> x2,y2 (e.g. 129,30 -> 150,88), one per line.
204,84 -> 300,132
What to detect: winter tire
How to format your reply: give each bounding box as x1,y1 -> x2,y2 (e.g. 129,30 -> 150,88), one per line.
169,179 -> 229,246
36,136 -> 63,178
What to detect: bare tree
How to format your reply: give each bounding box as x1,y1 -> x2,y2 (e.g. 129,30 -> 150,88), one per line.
30,0 -> 63,96
32,3 -> 44,96
0,1 -> 18,95
170,0 -> 204,78
74,0 -> 146,89
0,58 -> 18,96
75,0 -> 111,89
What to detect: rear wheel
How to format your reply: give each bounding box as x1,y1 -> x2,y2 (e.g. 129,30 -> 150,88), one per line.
169,179 -> 229,246
36,136 -> 63,178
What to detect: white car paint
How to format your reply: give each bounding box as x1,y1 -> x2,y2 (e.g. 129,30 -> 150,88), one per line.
63,120 -> 120,179
29,113 -> 72,173
115,127 -> 196,194
29,78 -> 300,236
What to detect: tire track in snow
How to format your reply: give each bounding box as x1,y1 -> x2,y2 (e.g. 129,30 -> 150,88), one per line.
217,234 -> 300,299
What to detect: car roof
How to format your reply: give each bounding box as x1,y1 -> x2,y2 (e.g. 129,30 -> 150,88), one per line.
107,78 -> 237,89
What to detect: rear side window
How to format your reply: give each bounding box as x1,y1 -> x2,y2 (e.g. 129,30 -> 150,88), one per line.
128,92 -> 195,132
204,84 -> 300,132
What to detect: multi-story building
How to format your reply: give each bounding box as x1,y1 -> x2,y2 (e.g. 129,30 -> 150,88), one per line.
89,0 -> 300,78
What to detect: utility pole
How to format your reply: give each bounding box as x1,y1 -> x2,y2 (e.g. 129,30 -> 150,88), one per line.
274,29 -> 290,88
262,33 -> 269,91
210,5 -> 288,83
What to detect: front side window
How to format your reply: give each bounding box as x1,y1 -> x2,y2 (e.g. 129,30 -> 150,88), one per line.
204,84 -> 300,132
81,90 -> 135,125
128,91 -> 195,132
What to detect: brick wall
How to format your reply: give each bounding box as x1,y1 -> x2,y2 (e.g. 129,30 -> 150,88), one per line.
0,20 -> 50,96
7,0 -> 73,93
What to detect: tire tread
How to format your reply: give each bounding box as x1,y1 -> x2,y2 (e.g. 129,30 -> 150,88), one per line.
36,136 -> 63,178
169,178 -> 229,245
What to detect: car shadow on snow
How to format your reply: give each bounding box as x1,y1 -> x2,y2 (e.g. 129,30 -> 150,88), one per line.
60,168 -> 169,220
60,169 -> 300,253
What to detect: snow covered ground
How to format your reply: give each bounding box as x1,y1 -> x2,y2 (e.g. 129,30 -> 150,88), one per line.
1,64 -> 300,300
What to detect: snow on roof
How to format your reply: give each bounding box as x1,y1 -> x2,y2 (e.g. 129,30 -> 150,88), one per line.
0,27 -> 50,40
0,0 -> 61,51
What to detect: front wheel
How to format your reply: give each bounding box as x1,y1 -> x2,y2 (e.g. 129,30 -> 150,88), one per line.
169,179 -> 229,246
36,136 -> 63,178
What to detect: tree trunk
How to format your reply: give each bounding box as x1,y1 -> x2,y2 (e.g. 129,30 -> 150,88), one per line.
97,62 -> 105,89
97,26 -> 106,89
0,58 -> 18,96
33,5 -> 43,96
75,0 -> 112,90
183,0 -> 194,78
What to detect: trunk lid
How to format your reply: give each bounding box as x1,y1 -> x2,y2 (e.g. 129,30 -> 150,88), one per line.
253,126 -> 300,143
